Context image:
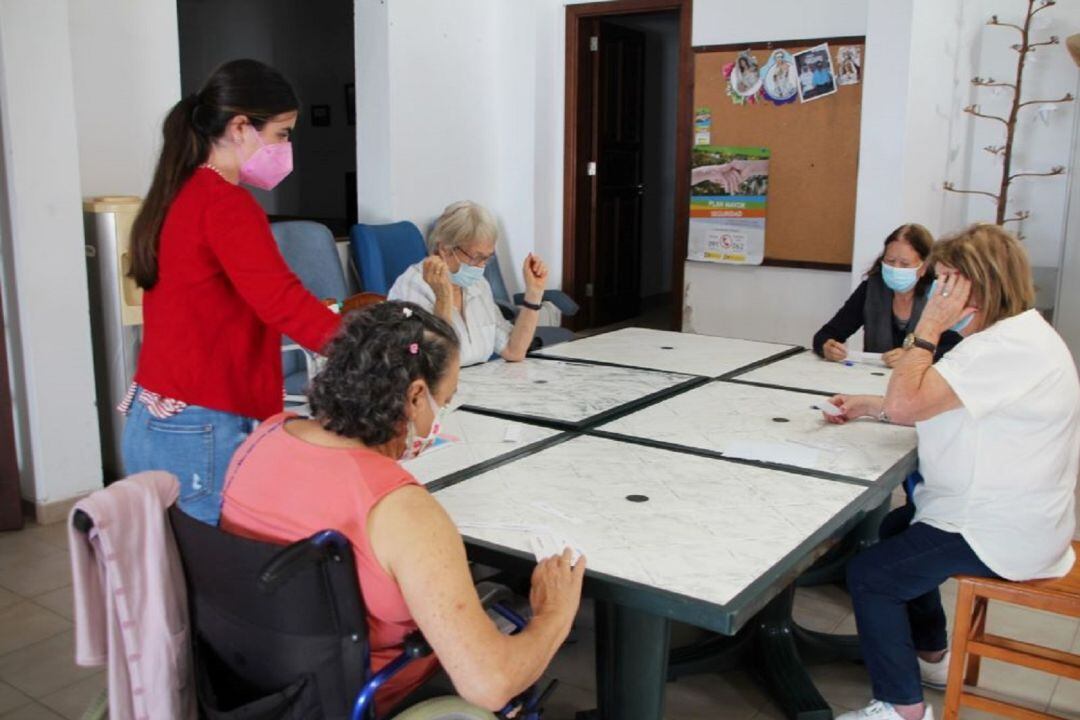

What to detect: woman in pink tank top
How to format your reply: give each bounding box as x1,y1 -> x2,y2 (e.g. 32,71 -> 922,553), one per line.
220,301 -> 584,717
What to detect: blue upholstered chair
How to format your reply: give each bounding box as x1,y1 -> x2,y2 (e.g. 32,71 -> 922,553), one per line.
348,222 -> 427,295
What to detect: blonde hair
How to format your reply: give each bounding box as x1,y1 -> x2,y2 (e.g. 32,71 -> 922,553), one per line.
929,223 -> 1034,329
427,201 -> 499,253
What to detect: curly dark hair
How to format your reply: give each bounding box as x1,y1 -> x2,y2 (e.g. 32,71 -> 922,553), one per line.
308,301 -> 459,445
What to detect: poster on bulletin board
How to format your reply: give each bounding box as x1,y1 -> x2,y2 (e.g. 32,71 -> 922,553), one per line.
688,146 -> 769,265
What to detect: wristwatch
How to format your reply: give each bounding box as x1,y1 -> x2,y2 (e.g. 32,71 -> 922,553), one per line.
520,298 -> 543,311
902,333 -> 936,354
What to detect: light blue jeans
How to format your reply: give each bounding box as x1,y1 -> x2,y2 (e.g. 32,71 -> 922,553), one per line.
121,395 -> 257,525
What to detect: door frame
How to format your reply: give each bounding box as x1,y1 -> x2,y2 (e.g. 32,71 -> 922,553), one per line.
562,0 -> 693,331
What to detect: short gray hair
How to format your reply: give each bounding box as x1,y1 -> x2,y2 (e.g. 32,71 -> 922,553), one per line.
427,201 -> 499,252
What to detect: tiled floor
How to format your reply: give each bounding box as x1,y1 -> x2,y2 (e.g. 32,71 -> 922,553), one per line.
2,518 -> 1079,719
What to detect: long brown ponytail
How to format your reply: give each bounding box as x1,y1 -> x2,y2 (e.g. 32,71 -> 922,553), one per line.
129,59 -> 299,289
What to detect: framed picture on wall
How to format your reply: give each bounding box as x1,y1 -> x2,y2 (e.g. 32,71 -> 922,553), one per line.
345,83 -> 355,125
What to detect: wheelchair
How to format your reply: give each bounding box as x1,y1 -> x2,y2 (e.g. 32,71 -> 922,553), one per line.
165,506 -> 555,720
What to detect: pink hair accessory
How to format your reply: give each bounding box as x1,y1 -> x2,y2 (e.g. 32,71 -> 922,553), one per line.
409,343 -> 420,355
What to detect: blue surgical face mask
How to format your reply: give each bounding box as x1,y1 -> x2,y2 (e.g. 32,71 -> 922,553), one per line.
928,279 -> 975,334
450,263 -> 485,288
881,262 -> 921,293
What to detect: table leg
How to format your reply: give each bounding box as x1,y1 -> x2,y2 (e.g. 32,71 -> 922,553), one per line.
578,600 -> 671,720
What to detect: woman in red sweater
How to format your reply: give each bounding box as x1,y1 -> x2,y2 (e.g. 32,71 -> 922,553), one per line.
122,59 -> 340,524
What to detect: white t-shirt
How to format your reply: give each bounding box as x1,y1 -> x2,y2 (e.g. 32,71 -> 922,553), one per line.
388,263 -> 513,367
913,310 -> 1080,581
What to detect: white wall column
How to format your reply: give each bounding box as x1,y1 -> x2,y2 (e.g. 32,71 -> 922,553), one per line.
0,0 -> 103,509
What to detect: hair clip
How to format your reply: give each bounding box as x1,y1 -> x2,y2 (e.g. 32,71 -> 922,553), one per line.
403,307 -> 414,318
409,343 -> 419,355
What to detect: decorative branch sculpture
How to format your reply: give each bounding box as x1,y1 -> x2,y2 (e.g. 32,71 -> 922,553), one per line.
943,0 -> 1074,226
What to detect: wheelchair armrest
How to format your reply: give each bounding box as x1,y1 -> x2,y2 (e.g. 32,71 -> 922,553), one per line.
495,298 -> 518,322
257,530 -> 350,594
513,290 -> 580,317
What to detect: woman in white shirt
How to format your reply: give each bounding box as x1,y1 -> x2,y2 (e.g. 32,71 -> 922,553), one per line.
826,224 -> 1080,720
388,201 -> 548,366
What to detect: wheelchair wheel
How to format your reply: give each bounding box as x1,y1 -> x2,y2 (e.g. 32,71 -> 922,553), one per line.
393,695 -> 498,720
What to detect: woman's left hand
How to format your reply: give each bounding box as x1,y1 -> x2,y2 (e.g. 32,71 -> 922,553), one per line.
922,273 -> 976,335
523,253 -> 548,299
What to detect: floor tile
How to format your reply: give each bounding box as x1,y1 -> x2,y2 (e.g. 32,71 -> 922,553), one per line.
0,603 -> 69,657
806,661 -> 873,711
18,526 -> 70,554
0,683 -> 30,715
0,555 -> 71,598
37,673 -> 105,720
0,532 -> 65,572
665,671 -> 768,720
28,588 -> 72,623
546,632 -> 596,693
0,631 -> 99,699
537,678 -> 593,720
1048,675 -> 1080,719
0,589 -> 19,613
0,702 -> 66,720
793,585 -> 852,633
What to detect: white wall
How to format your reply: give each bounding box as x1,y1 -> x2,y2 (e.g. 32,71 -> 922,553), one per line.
0,0 -> 103,505
942,0 -> 1080,325
68,0 -> 182,198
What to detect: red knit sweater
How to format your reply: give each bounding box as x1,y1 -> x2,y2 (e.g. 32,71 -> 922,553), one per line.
134,168 -> 341,420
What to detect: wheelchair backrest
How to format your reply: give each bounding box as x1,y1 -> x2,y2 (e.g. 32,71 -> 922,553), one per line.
168,506 -> 370,719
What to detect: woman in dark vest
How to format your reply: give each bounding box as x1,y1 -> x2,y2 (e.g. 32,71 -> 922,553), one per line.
813,224 -> 959,366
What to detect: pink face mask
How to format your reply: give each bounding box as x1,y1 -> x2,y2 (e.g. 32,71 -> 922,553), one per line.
238,126 -> 293,190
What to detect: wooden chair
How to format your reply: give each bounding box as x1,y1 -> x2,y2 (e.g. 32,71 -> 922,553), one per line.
340,291 -> 386,315
944,541 -> 1080,720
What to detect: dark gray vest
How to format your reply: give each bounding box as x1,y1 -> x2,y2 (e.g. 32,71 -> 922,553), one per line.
862,274 -> 927,352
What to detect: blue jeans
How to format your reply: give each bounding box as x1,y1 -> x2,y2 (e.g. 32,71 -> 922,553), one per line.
121,396 -> 256,525
847,504 -> 997,705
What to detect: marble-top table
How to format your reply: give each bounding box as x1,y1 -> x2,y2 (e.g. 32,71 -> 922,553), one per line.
435,434 -> 870,616
596,380 -> 916,483
734,348 -> 893,396
456,357 -> 700,427
532,327 -> 798,378
400,409 -> 561,489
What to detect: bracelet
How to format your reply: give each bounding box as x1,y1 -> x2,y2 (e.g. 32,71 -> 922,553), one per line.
521,299 -> 542,311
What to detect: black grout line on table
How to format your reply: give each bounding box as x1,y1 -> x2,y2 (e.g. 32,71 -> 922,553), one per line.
459,374 -> 711,433
425,430 -> 581,493
719,377 -> 845,398
714,345 -> 807,380
584,429 -> 877,487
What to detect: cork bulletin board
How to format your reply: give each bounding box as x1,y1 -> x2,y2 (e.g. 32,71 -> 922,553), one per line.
692,36 -> 865,268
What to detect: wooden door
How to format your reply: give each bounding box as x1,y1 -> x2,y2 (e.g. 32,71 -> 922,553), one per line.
590,21 -> 646,327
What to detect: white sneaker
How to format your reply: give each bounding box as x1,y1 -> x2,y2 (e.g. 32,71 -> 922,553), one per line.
835,700 -> 935,720
918,651 -> 950,690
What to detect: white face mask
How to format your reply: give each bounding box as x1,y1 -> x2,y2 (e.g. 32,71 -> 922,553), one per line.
399,389 -> 447,461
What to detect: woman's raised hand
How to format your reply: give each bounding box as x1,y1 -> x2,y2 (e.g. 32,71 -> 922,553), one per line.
422,255 -> 453,301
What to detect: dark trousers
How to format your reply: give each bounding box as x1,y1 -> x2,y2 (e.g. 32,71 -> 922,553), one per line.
846,504 -> 997,705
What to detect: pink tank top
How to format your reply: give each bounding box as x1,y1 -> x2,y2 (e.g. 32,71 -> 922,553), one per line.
220,413 -> 438,712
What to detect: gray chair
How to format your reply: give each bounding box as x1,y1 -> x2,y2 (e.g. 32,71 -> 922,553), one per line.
483,256 -> 579,349
271,221 -> 349,399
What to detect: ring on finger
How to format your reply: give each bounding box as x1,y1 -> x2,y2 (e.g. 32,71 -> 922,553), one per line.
941,291 -> 949,297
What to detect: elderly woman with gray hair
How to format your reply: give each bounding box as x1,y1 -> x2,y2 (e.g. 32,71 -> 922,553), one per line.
389,201 -> 549,366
